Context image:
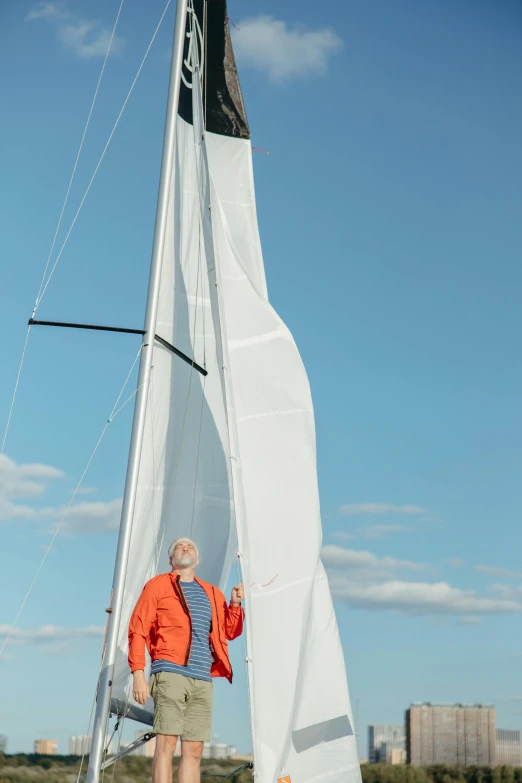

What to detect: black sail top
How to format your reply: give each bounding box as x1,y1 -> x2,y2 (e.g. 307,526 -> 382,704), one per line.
178,0 -> 250,139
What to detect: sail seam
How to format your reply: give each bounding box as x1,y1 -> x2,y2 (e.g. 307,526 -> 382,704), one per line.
236,408 -> 313,424
228,327 -> 291,350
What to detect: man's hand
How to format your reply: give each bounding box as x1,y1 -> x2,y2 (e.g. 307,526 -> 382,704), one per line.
231,583 -> 245,606
132,670 -> 150,705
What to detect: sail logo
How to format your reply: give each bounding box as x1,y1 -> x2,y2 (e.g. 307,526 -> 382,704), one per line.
277,775 -> 291,783
181,2 -> 204,90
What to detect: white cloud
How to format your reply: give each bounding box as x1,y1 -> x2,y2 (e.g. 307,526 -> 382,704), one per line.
339,503 -> 427,516
0,454 -> 64,521
331,521 -> 420,541
26,1 -> 68,21
445,557 -> 464,567
327,576 -> 522,616
360,524 -> 414,539
322,545 -> 522,618
57,20 -> 124,59
321,545 -> 426,574
475,564 -> 522,579
42,498 -> 122,534
231,15 -> 342,84
0,624 -> 104,646
331,531 -> 356,542
26,1 -> 124,60
487,584 -> 522,600
72,486 -> 96,495
0,453 -> 119,533
457,615 -> 480,625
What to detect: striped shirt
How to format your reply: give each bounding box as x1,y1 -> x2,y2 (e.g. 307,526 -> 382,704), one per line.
151,580 -> 212,682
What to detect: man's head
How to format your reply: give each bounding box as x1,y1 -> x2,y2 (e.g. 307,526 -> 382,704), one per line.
168,537 -> 200,570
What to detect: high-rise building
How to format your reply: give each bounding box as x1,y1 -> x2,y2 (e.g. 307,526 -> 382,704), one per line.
368,725 -> 405,764
496,729 -> 521,766
0,735 -> 7,754
70,736 -> 92,756
69,735 -> 115,756
406,702 -> 496,766
202,741 -> 236,759
201,736 -> 236,760
34,740 -> 58,755
389,748 -> 407,765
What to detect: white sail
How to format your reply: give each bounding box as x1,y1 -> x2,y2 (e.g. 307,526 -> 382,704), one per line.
111,2 -> 361,782
111,103 -> 236,717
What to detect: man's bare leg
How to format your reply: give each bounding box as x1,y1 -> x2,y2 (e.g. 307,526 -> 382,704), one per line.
179,740 -> 204,783
152,734 -> 179,783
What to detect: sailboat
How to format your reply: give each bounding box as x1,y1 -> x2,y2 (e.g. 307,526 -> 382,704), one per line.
24,1 -> 361,782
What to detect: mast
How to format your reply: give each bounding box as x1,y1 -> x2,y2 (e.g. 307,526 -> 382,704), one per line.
85,3 -> 188,781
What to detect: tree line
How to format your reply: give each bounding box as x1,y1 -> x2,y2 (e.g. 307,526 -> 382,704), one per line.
362,763 -> 522,783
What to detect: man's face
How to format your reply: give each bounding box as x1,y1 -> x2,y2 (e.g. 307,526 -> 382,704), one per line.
171,540 -> 198,568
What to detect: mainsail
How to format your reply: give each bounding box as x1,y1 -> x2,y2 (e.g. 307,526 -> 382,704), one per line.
106,2 -> 360,782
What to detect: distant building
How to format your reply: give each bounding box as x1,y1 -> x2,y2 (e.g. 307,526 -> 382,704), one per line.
0,735 -> 7,754
70,735 -> 115,756
202,737 -> 236,759
389,748 -> 407,765
368,725 -> 405,764
70,736 -> 92,756
496,729 -> 521,766
34,739 -> 58,755
406,702 -> 496,766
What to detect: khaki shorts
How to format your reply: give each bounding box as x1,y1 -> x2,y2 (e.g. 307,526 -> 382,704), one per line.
150,671 -> 213,741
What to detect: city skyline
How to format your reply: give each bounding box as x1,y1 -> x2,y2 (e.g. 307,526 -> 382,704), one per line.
2,703 -> 520,766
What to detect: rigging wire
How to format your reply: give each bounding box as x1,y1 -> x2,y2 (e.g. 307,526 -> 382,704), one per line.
33,0 -> 127,314
0,326 -> 31,456
35,0 -> 173,313
2,0 -> 125,459
0,347 -> 142,657
1,0 -> 160,464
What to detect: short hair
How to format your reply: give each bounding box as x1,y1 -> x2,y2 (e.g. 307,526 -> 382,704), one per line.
168,537 -> 199,560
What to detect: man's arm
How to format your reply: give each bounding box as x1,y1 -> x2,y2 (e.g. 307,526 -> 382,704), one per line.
224,583 -> 245,640
128,580 -> 158,705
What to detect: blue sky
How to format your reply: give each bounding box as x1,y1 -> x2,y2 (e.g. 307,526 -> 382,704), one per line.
1,0 -> 521,759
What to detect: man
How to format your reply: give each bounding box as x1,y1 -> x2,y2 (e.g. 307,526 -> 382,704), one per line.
129,538 -> 244,783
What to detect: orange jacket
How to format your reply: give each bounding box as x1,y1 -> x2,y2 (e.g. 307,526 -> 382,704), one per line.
128,572 -> 244,682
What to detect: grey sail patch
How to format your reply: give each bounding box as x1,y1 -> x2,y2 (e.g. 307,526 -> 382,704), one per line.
292,715 -> 353,754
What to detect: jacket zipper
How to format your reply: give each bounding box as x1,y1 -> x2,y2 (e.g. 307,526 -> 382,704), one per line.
211,586 -> 233,682
174,575 -> 192,666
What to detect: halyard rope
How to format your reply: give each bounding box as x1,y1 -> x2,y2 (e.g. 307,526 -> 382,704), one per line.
0,346 -> 142,657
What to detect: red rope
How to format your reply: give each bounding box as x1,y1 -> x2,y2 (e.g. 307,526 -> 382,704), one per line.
227,17 -> 240,30
250,574 -> 279,587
